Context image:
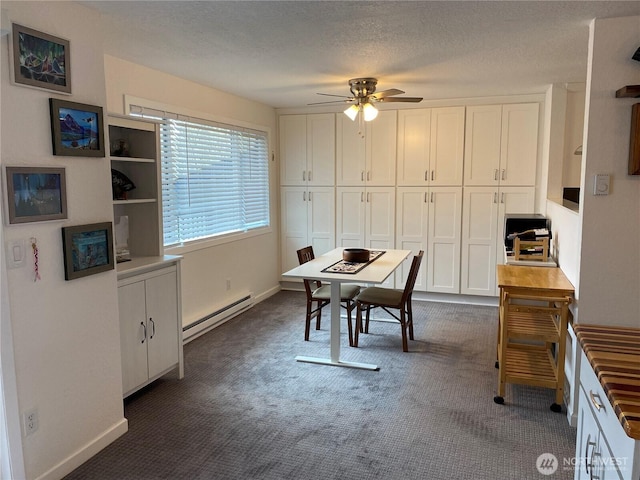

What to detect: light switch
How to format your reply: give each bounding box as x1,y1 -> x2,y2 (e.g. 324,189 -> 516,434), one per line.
6,239 -> 26,269
593,174 -> 610,196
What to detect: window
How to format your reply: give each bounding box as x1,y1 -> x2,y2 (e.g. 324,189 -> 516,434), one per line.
130,104 -> 270,248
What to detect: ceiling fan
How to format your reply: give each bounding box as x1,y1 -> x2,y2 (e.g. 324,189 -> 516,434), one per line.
310,78 -> 423,122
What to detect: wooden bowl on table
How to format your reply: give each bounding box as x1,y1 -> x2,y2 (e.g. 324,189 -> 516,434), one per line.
343,248 -> 370,263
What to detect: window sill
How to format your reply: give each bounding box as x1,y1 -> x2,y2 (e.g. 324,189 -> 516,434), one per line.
165,226 -> 273,255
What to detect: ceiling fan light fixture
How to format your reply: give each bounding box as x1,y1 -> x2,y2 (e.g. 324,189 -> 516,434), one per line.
362,102 -> 378,121
344,104 -> 359,121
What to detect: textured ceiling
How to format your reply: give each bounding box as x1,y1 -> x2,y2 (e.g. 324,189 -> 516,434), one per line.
82,1 -> 640,109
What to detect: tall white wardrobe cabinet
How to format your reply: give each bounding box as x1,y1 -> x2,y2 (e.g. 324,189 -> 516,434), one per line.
280,114 -> 336,272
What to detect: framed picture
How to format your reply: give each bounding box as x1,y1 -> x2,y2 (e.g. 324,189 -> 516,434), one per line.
61,222 -> 115,280
49,98 -> 105,157
11,23 -> 71,94
4,166 -> 67,224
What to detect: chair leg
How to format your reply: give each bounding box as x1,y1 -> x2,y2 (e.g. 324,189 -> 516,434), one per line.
315,301 -> 322,330
407,302 -> 414,340
304,301 -> 312,341
354,303 -> 362,347
400,309 -> 408,352
365,306 -> 371,334
346,301 -> 354,347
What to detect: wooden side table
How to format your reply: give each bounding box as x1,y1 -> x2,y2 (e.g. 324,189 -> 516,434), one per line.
494,265 -> 574,411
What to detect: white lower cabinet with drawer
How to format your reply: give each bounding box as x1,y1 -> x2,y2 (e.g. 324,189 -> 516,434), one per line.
574,350 -> 640,480
118,261 -> 184,397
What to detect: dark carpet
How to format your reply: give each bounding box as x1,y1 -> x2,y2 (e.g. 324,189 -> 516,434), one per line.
64,290 -> 576,480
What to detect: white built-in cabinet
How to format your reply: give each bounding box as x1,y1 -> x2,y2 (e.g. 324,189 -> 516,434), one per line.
118,261 -> 183,398
464,103 -> 539,186
336,110 -> 397,186
397,107 -> 465,186
279,114 -> 335,186
396,187 -> 462,294
280,114 -> 336,272
279,102 -> 541,298
108,115 -> 184,397
460,186 -> 535,296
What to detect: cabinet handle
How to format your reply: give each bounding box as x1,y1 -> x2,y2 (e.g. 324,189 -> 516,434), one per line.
430,192 -> 434,203
493,192 -> 498,204
140,321 -> 147,344
367,192 -> 370,203
303,191 -> 306,201
361,192 -> 364,202
361,171 -> 365,182
501,169 -> 506,181
424,170 -> 428,181
302,171 -> 306,182
501,192 -> 505,204
431,170 -> 435,182
308,171 -> 312,182
590,451 -> 601,480
589,390 -> 604,411
424,192 -> 428,203
494,169 -> 499,181
585,433 -> 595,475
308,192 -> 312,202
149,318 -> 155,339
367,171 -> 371,181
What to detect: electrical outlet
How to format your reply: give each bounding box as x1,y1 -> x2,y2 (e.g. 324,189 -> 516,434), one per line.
23,408 -> 38,436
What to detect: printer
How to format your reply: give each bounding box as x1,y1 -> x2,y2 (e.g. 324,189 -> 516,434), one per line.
504,214 -> 551,254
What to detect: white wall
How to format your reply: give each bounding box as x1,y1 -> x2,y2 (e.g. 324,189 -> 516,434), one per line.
1,3 -> 126,479
577,15 -> 640,327
103,55 -> 281,327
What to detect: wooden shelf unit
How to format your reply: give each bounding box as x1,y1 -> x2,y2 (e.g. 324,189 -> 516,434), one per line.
495,292 -> 571,411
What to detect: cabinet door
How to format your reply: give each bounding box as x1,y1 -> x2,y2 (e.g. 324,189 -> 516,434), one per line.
427,187 -> 462,294
395,187 -> 428,291
461,187 -> 498,296
279,115 -> 307,186
336,115 -> 366,185
500,103 -> 539,186
463,105 -> 502,186
366,187 -> 396,250
430,107 -> 465,186
366,110 -> 397,186
307,186 -> 335,257
396,109 -> 431,186
307,114 -> 335,186
145,271 -> 179,380
281,187 -> 308,273
118,281 -> 149,395
336,187 -> 365,247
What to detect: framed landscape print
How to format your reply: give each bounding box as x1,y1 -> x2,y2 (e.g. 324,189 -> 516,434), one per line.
62,222 -> 115,280
11,23 -> 71,94
49,98 -> 105,157
5,166 -> 68,224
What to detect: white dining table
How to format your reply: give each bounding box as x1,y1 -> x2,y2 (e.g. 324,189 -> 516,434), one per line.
282,248 -> 411,371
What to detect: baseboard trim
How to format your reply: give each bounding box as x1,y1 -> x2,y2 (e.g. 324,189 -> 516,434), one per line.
35,418 -> 128,480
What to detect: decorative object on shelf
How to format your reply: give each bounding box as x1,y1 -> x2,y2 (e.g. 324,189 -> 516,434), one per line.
114,215 -> 131,263
322,250 -> 385,274
9,23 -> 71,94
61,222 -> 114,280
4,166 -> 67,224
629,103 -> 640,175
110,138 -> 130,157
49,98 -> 105,157
111,168 -> 136,200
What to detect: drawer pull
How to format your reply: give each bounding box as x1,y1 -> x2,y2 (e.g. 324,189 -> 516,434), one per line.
589,390 -> 604,411
585,433 -> 595,475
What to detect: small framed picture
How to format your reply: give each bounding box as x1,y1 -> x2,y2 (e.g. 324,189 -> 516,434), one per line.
61,222 -> 115,280
4,166 -> 67,224
10,23 -> 71,94
49,98 -> 105,157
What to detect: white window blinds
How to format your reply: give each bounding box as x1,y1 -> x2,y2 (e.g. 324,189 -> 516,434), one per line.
130,105 -> 270,248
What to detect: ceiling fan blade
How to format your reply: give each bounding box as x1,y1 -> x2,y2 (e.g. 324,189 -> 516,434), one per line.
315,93 -> 352,99
307,99 -> 354,105
369,88 -> 405,100
378,96 -> 423,103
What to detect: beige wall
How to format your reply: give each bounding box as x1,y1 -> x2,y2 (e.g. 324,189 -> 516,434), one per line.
104,55 -> 281,327
577,15 -> 640,326
1,3 -> 126,479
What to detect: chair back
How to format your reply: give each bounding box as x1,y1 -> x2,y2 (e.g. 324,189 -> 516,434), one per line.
296,246 -> 321,298
400,250 -> 424,304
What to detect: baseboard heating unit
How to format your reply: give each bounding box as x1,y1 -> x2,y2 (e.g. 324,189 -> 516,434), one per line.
183,293 -> 253,343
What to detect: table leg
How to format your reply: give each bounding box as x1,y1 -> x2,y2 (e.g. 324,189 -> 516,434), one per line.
295,281 -> 379,371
